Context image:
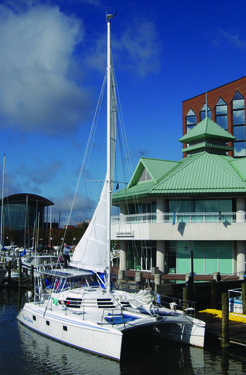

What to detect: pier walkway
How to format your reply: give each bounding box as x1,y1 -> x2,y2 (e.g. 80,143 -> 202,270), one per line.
197,310 -> 246,347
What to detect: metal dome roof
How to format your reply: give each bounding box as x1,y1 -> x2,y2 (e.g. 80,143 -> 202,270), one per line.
1,193 -> 54,207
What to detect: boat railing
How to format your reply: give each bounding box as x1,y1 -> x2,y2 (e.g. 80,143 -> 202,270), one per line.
228,288 -> 243,313
112,211 -> 239,225
99,307 -> 130,327
228,288 -> 242,299
157,294 -> 196,317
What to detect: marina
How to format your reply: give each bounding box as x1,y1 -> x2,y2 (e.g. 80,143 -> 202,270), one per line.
0,4 -> 245,374
1,288 -> 246,375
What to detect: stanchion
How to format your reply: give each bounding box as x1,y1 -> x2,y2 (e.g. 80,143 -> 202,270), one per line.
18,256 -> 22,288
30,265 -> 34,295
242,282 -> 246,315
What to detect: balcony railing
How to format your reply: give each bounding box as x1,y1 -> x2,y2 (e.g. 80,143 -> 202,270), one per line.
111,212 -> 243,225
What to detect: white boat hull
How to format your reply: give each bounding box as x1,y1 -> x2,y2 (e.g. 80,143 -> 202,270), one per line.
17,302 -> 123,360
150,315 -> 205,348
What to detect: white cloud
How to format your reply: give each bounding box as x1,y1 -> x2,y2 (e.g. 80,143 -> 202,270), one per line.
0,4 -> 92,135
119,18 -> 161,77
214,28 -> 246,49
52,191 -> 95,226
84,17 -> 162,78
84,33 -> 106,73
234,147 -> 246,157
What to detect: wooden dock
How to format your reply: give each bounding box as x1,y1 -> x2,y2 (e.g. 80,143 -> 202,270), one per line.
197,310 -> 246,348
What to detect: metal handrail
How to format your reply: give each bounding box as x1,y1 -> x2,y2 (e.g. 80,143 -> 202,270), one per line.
112,211 -> 242,224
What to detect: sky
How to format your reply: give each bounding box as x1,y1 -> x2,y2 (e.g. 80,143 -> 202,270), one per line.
0,0 -> 246,227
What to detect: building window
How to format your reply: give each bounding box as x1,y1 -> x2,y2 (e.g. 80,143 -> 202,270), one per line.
139,168 -> 151,182
128,201 -> 156,215
232,91 -> 245,157
216,98 -> 227,129
234,141 -> 246,157
127,241 -> 156,271
234,126 -> 245,140
186,109 -> 196,132
200,103 -> 211,120
168,199 -> 232,213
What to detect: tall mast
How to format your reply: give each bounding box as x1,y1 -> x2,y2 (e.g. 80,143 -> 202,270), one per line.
106,13 -> 113,293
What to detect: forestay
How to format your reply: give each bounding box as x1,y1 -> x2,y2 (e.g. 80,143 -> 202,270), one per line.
70,69 -> 117,273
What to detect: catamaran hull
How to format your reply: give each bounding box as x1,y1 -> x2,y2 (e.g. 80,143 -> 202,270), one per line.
151,317 -> 205,348
0,268 -> 6,284
121,315 -> 205,348
17,303 -> 123,361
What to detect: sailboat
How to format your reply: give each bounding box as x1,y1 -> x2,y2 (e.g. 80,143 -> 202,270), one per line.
0,154 -> 7,283
17,15 -> 205,360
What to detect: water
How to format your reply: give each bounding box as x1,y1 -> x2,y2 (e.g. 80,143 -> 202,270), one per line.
0,289 -> 246,375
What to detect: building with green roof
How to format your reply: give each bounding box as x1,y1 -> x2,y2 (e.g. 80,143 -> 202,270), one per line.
112,117 -> 246,278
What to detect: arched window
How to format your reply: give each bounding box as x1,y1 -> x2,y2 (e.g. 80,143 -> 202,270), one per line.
232,91 -> 246,157
186,109 -> 196,132
216,98 -> 227,129
200,103 -> 211,121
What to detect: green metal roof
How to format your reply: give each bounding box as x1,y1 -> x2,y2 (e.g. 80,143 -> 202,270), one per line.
112,117 -> 246,204
230,157 -> 246,181
113,180 -> 156,202
128,157 -> 178,187
182,142 -> 233,154
150,152 -> 246,196
179,117 -> 236,143
112,152 -> 246,203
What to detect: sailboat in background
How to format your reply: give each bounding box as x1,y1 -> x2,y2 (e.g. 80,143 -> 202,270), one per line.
0,154 -> 7,283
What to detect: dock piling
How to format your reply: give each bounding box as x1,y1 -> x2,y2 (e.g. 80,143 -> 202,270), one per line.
221,292 -> 229,348
211,279 -> 217,309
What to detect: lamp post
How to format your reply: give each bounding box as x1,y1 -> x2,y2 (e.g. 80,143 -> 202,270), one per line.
185,246 -> 194,285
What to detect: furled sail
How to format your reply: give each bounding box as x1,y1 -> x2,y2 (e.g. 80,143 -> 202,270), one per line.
70,69 -> 117,273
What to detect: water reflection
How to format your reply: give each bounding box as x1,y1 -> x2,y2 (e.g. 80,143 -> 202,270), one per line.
1,288 -> 246,375
18,322 -> 206,375
18,322 -> 120,375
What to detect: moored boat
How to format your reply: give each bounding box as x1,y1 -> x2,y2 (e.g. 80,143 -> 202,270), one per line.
17,14 -> 205,360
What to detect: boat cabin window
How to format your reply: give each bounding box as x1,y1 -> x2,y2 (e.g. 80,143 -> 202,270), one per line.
63,326 -> 68,331
46,321 -> 50,326
33,315 -> 36,321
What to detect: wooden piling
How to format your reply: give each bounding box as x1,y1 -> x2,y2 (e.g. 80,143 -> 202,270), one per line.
211,279 -> 217,309
183,286 -> 190,312
221,292 -> 229,348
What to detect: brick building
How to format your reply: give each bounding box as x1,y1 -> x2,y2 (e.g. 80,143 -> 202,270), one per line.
182,77 -> 246,158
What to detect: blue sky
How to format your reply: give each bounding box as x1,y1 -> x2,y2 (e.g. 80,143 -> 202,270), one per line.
0,0 -> 246,226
